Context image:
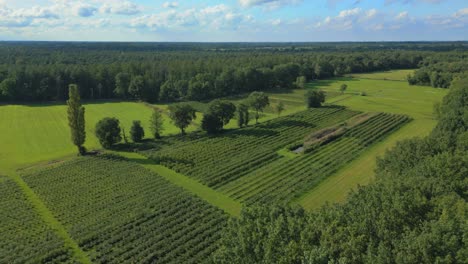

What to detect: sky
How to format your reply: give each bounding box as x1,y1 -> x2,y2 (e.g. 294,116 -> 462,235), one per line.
0,0 -> 467,41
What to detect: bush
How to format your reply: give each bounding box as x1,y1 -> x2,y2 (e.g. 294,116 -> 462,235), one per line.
95,117 -> 122,149
130,120 -> 145,142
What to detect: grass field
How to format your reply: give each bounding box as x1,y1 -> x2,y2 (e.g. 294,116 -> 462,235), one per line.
0,102 -> 201,170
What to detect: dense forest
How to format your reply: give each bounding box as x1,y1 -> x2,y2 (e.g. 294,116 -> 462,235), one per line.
0,42 -> 467,103
214,75 -> 468,263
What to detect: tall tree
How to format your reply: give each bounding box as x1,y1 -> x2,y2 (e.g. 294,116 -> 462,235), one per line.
66,84 -> 86,155
237,103 -> 250,128
130,120 -> 145,142
168,104 -> 196,135
149,108 -> 164,139
128,75 -> 145,100
114,72 -> 130,98
208,100 -> 237,125
248,91 -> 269,124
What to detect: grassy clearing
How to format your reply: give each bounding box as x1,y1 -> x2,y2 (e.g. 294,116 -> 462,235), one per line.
115,151 -> 242,217
346,69 -> 415,81
0,102 -> 200,170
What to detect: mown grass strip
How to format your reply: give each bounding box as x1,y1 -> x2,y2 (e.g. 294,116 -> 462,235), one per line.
114,151 -> 242,217
296,119 -> 435,210
7,170 -> 92,264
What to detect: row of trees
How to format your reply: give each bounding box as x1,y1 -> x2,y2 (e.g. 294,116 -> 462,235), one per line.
67,86 -> 327,152
0,44 -> 436,103
214,75 -> 468,263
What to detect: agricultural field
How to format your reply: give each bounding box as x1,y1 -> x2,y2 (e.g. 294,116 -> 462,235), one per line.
145,107 -> 359,188
219,113 -> 410,204
0,176 -> 77,263
21,155 -> 227,263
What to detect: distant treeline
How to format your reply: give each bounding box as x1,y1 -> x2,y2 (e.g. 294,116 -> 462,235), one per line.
407,52 -> 468,88
0,42 -> 467,102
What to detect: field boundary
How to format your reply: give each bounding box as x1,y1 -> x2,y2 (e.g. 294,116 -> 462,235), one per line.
114,151 -> 242,217
8,171 -> 92,264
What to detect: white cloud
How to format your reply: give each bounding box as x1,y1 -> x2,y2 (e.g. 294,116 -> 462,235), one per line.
130,4 -> 252,31
163,2 -> 179,9
100,1 -> 141,15
239,0 -> 302,9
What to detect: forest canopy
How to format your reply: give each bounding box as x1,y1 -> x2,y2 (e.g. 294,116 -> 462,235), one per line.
0,42 -> 466,103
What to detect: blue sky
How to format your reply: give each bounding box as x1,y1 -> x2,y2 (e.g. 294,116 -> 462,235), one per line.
0,0 -> 466,41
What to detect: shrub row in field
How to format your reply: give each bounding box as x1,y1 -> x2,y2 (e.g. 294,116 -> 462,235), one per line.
22,156 -> 228,264
0,177 -> 76,263
146,107 -> 359,188
219,113 -> 411,204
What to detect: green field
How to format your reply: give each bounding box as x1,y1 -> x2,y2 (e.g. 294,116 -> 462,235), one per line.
345,69 -> 415,81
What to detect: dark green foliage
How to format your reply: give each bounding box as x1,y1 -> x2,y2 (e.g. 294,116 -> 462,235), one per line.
1,42 -> 457,103
214,205 -> 306,264
208,100 -> 236,125
66,84 -> 86,155
237,103 -> 250,128
168,103 -> 196,135
128,75 -> 145,100
201,113 -> 224,134
306,89 -> 326,108
248,91 -> 269,124
149,108 -> 164,139
114,72 -> 130,98
95,117 -> 122,148
408,55 -> 467,88
130,120 -> 144,142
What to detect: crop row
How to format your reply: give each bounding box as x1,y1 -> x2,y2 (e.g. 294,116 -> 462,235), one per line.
0,177 -> 76,263
147,107 -> 360,187
220,113 -> 410,204
22,155 -> 228,264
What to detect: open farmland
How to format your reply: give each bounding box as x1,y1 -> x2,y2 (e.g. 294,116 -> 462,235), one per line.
21,155 -> 227,263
